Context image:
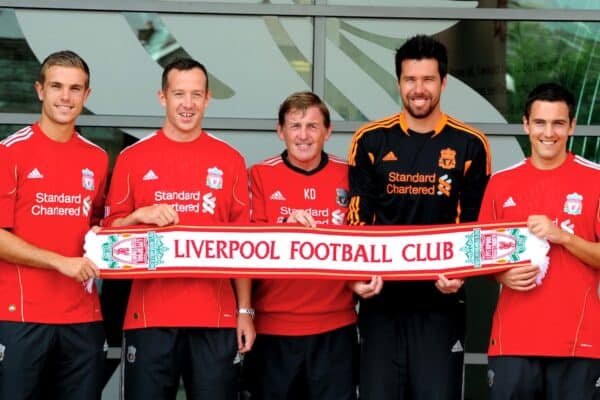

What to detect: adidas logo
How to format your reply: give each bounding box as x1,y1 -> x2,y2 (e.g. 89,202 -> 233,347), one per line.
451,340 -> 463,353
595,376 -> 600,388
142,170 -> 159,181
382,151 -> 397,161
503,197 -> 516,208
27,168 -> 44,179
270,191 -> 286,201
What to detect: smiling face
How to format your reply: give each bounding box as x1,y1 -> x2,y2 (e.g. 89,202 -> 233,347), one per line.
159,67 -> 211,142
398,58 -> 446,125
524,100 -> 575,170
278,105 -> 332,171
35,65 -> 90,130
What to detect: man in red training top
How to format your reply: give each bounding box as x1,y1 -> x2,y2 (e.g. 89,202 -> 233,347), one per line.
244,91 -> 357,399
479,82 -> 600,399
0,50 -> 108,399
103,58 -> 254,399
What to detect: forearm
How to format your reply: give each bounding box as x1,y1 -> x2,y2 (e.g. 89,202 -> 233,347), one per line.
233,278 -> 252,308
558,231 -> 600,270
0,228 -> 65,271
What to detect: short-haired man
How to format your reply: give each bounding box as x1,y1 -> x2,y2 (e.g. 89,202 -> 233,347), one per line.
479,82 -> 600,399
244,91 -> 357,399
347,35 -> 491,399
103,58 -> 255,399
0,50 -> 108,399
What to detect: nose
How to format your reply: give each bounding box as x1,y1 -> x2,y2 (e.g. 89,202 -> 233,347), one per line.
59,87 -> 71,101
182,93 -> 194,108
541,122 -> 553,137
298,126 -> 310,140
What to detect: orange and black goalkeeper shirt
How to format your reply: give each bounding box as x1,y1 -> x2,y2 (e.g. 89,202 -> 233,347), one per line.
347,112 -> 491,312
348,112 -> 491,227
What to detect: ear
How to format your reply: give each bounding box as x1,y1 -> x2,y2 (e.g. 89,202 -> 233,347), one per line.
82,87 -> 91,104
568,118 -> 576,137
158,89 -> 166,107
34,81 -> 43,101
276,124 -> 284,141
324,124 -> 333,142
441,75 -> 448,91
522,115 -> 530,135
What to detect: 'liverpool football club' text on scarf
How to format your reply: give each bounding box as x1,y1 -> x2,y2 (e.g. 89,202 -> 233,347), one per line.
85,222 -> 549,281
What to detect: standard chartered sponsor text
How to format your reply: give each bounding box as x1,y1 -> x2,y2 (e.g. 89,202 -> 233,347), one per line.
33,192 -> 82,216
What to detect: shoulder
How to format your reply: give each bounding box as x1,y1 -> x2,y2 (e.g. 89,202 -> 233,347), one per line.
74,133 -> 108,159
326,153 -> 349,173
203,132 -> 245,161
352,113 -> 401,141
444,115 -> 489,145
252,154 -> 284,169
572,154 -> 600,174
0,126 -> 36,151
489,160 -> 527,182
118,131 -> 159,158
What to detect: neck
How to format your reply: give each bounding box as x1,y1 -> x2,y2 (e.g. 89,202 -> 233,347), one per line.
162,125 -> 203,143
404,108 -> 443,133
38,117 -> 75,143
531,152 -> 568,170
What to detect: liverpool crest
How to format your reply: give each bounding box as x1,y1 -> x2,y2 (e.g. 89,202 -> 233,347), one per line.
438,148 -> 456,170
563,193 -> 583,215
206,167 -> 223,190
82,168 -> 95,191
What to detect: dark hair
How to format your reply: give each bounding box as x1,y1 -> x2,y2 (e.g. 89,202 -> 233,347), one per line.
278,91 -> 331,128
395,35 -> 448,80
161,58 -> 209,91
524,82 -> 576,122
39,50 -> 90,88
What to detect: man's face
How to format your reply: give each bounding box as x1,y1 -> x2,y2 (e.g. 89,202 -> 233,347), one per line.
398,58 -> 446,119
35,66 -> 90,127
524,100 -> 575,169
159,67 -> 211,140
277,106 -> 332,171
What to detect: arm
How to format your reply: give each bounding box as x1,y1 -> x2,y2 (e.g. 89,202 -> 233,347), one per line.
432,135 -> 491,294
347,131 -> 383,297
0,228 -> 99,282
528,214 -> 600,270
347,131 -> 377,226
234,278 -> 255,353
0,144 -> 97,282
234,159 -> 254,352
459,132 -> 492,223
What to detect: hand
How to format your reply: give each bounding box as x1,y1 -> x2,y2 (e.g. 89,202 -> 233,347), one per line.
528,215 -> 565,244
348,275 -> 383,299
435,274 -> 464,294
495,264 -> 540,291
237,314 -> 256,353
286,209 -> 317,228
134,204 -> 179,227
55,256 -> 100,283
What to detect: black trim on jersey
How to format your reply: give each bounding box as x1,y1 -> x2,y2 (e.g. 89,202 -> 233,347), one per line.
281,150 -> 329,176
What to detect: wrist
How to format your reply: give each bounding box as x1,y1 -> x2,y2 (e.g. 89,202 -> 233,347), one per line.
237,307 -> 255,319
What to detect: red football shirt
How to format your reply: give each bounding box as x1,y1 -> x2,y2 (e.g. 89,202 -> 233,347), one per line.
0,123 -> 108,323
249,152 -> 357,335
103,130 -> 249,329
479,154 -> 600,358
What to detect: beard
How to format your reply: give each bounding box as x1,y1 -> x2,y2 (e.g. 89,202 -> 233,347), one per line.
402,95 -> 439,119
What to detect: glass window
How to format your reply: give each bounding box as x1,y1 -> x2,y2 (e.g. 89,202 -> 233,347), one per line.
324,18 -> 600,126
1,9 -> 313,119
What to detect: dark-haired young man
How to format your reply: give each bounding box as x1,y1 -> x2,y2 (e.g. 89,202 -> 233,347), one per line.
479,82 -> 600,400
0,50 -> 108,399
103,58 -> 254,399
347,34 -> 491,399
